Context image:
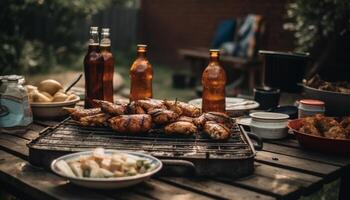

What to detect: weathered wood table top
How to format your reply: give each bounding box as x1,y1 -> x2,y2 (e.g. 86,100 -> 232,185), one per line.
1,117 -> 350,200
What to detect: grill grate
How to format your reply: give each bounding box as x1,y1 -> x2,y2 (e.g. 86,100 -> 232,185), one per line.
29,118 -> 254,160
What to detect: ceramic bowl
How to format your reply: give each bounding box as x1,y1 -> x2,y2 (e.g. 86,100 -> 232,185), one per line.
51,150 -> 162,189
30,95 -> 80,119
249,112 -> 289,139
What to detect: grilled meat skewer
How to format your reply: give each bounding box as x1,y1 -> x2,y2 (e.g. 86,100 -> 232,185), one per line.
164,121 -> 197,135
64,107 -> 102,121
148,109 -> 179,125
93,99 -> 127,116
128,101 -> 146,114
203,121 -> 231,140
164,100 -> 201,117
195,112 -> 235,129
79,113 -> 110,126
108,114 -> 152,133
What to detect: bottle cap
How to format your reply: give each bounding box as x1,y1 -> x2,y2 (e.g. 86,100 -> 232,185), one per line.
209,49 -> 220,57
101,28 -> 110,36
299,99 -> 325,106
137,44 -> 147,52
90,26 -> 98,34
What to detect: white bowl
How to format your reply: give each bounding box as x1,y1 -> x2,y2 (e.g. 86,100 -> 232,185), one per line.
249,112 -> 289,139
30,96 -> 80,119
188,97 -> 259,117
51,150 -> 162,189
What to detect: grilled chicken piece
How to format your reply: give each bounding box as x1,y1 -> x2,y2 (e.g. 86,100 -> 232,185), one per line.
64,107 -> 102,121
135,99 -> 166,113
163,100 -> 201,117
164,121 -> 197,135
93,100 -> 127,116
203,121 -> 231,140
195,112 -> 235,129
79,113 -> 109,126
127,101 -> 146,114
177,116 -> 195,123
108,114 -> 152,133
148,109 -> 179,125
163,100 -> 183,115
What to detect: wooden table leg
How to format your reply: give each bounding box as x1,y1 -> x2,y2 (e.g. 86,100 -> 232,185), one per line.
339,166 -> 350,200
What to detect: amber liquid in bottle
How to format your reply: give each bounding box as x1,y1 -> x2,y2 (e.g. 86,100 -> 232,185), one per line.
202,49 -> 227,113
100,28 -> 114,103
129,44 -> 153,101
84,27 -> 104,108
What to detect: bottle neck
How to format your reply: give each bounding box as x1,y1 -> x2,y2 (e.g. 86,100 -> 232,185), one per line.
137,51 -> 146,58
209,56 -> 219,63
89,32 -> 99,46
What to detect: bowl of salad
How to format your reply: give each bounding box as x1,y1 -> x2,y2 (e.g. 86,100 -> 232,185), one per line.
51,148 -> 162,189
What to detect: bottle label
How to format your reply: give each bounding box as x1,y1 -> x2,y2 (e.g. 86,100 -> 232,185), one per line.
0,95 -> 32,128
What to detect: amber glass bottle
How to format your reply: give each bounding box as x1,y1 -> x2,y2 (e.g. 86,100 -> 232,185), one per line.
84,27 -> 104,108
129,44 -> 153,101
202,49 -> 227,113
100,28 -> 114,103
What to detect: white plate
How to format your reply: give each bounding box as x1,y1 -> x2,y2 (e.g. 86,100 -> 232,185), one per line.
188,97 -> 259,117
51,150 -> 162,189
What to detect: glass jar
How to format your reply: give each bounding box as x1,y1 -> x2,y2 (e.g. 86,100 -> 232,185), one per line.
0,75 -> 33,133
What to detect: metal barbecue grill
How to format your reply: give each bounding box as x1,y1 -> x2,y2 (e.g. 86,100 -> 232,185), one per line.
28,118 -> 258,177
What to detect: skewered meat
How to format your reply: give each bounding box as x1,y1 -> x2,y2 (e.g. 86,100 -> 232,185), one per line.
164,121 -> 197,135
163,100 -> 201,117
195,112 -> 235,129
340,117 -> 350,138
64,107 -> 102,121
108,114 -> 152,133
135,99 -> 166,113
203,121 -> 231,140
177,116 -> 195,123
79,113 -> 109,126
163,100 -> 183,115
148,109 -> 179,125
127,101 -> 146,114
93,100 -> 127,116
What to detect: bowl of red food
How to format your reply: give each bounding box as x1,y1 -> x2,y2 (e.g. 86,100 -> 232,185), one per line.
288,115 -> 350,154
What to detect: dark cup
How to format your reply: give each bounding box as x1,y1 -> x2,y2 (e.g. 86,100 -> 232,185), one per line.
254,87 -> 281,110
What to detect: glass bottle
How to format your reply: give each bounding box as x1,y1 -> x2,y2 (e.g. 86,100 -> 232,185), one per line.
0,75 -> 33,133
202,49 -> 227,113
84,27 -> 104,108
100,28 -> 114,103
129,44 -> 153,101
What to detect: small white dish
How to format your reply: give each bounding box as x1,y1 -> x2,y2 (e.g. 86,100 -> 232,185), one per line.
51,150 -> 162,189
188,97 -> 259,117
30,96 -> 80,119
248,112 -> 289,139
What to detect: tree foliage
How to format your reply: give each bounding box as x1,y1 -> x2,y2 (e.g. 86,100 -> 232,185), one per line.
0,0 -> 110,74
287,0 -> 350,52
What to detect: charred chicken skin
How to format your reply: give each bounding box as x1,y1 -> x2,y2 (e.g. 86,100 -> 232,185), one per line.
163,100 -> 201,117
64,107 -> 102,121
195,112 -> 235,129
79,113 -> 110,126
203,121 -> 231,140
108,114 -> 152,133
93,100 -> 127,116
148,108 -> 179,125
164,121 -> 197,135
127,101 -> 146,114
134,99 -> 166,113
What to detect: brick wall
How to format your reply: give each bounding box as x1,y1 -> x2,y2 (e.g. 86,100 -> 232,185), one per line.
138,0 -> 294,65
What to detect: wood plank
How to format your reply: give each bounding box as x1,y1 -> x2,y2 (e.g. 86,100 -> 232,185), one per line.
0,150 -> 118,200
262,142 -> 350,166
0,134 -> 29,160
255,151 -> 340,177
217,162 -> 323,200
131,179 -> 212,200
159,177 -> 275,200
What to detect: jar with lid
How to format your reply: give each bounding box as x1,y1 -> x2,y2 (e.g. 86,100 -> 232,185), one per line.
298,99 -> 325,118
0,75 -> 33,133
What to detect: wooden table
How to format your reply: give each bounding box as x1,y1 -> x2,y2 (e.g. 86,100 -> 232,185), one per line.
1,119 -> 349,200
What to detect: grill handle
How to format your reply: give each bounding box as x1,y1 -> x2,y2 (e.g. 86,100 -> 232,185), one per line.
246,132 -> 263,151
161,159 -> 195,168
